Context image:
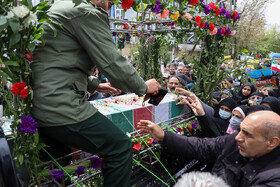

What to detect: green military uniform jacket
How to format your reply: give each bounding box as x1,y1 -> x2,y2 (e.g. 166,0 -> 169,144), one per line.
31,0 -> 147,127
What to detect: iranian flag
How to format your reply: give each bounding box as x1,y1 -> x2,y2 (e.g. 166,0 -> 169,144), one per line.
271,60 -> 280,72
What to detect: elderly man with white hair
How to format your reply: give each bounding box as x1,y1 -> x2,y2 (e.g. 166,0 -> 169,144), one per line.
138,111 -> 280,187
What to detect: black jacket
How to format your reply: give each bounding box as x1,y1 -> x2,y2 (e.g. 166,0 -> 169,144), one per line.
197,113 -> 229,137
162,132 -> 280,187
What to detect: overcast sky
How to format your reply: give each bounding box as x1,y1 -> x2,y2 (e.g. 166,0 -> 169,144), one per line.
265,0 -> 280,27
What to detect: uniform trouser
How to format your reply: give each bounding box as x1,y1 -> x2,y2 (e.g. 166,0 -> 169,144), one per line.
38,111 -> 132,187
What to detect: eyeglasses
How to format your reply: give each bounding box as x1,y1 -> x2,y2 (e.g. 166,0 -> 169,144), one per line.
250,96 -> 263,100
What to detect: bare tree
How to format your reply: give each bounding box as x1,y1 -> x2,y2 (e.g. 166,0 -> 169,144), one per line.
230,0 -> 271,57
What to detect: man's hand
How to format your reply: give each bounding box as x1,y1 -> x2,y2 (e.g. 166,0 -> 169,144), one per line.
143,79 -> 161,102
145,79 -> 161,95
137,120 -> 165,141
175,88 -> 192,97
259,86 -> 268,96
96,83 -> 122,96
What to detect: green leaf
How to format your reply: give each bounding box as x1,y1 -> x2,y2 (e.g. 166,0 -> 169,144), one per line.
34,131 -> 39,145
37,4 -> 51,11
22,0 -> 33,9
28,42 -> 36,52
114,0 -> 119,7
8,17 -> 20,33
44,22 -> 57,37
73,0 -> 83,6
0,21 -> 8,33
0,15 -> 7,26
4,61 -> 19,66
0,71 -> 8,78
18,154 -> 24,165
9,33 -> 21,47
142,0 -> 149,4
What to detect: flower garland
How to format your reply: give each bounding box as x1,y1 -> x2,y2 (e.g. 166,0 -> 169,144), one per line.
131,120 -> 200,164
0,0 -> 55,184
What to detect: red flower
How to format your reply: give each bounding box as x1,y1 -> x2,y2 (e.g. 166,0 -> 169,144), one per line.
133,142 -> 141,151
209,23 -> 215,32
132,25 -> 136,29
22,50 -> 33,62
171,26 -> 175,29
232,11 -> 239,19
11,83 -> 27,96
195,16 -> 201,26
215,8 -> 221,16
189,0 -> 199,5
200,22 -> 205,29
147,139 -> 154,146
123,23 -> 129,29
121,0 -> 133,10
187,125 -> 193,131
221,28 -> 226,34
208,3 -> 216,10
20,88 -> 29,98
179,127 -> 184,132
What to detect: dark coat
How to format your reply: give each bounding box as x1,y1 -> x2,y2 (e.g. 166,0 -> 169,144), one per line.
237,83 -> 256,101
162,132 -> 280,187
197,98 -> 237,137
197,113 -> 229,137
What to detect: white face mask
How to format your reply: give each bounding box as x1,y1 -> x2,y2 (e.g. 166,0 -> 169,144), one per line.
229,116 -> 242,130
219,109 -> 232,119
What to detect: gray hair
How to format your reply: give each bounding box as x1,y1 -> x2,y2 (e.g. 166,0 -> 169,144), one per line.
174,171 -> 230,187
262,120 -> 280,139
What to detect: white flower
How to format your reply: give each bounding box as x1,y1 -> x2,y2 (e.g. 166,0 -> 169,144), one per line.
32,39 -> 42,44
11,5 -> 30,18
126,132 -> 131,138
6,11 -> 15,19
19,25 -> 24,31
24,12 -> 38,28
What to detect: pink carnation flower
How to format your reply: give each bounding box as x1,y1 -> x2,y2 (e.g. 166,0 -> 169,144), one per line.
230,30 -> 237,36
183,13 -> 192,21
157,9 -> 169,18
210,27 -> 218,35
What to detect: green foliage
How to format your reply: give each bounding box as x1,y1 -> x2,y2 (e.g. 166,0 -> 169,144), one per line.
136,34 -> 163,83
0,0 -> 55,184
193,35 -> 228,105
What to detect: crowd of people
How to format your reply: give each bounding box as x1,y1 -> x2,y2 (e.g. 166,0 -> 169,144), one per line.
137,57 -> 280,186
27,0 -> 280,186
82,54 -> 280,186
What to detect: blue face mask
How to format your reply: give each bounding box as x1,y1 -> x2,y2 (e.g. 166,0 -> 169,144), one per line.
251,99 -> 261,105
219,109 -> 232,119
229,116 -> 242,130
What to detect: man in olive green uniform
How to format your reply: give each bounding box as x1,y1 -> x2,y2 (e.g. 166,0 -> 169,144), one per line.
31,0 -> 160,186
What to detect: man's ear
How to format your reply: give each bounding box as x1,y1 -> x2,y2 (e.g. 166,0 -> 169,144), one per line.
267,136 -> 280,151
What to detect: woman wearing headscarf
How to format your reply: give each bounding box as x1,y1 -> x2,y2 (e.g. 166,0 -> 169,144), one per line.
175,88 -> 237,137
261,96 -> 280,115
226,105 -> 249,134
239,91 -> 265,106
237,82 -> 256,103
